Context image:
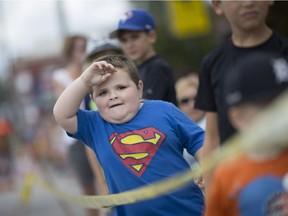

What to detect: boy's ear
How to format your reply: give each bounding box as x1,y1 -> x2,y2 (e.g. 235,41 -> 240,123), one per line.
212,0 -> 224,16
228,107 -> 243,131
138,80 -> 144,98
148,30 -> 157,44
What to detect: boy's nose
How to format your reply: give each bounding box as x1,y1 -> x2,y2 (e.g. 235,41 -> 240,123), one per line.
109,91 -> 119,100
242,1 -> 255,7
109,96 -> 118,100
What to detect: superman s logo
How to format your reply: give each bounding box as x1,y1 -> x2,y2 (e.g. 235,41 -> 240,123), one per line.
109,127 -> 166,177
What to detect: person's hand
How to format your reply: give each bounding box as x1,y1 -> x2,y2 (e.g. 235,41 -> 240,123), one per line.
194,176 -> 205,191
81,61 -> 117,88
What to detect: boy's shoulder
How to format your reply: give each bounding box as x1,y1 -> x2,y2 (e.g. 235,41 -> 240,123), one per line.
202,37 -> 232,67
202,31 -> 288,67
141,55 -> 171,68
272,31 -> 288,55
144,99 -> 175,108
144,100 -> 176,113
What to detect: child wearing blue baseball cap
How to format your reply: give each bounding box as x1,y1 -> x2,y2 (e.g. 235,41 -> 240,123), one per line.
110,9 -> 177,105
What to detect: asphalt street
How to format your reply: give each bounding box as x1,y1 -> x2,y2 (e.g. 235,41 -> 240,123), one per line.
0,172 -> 86,216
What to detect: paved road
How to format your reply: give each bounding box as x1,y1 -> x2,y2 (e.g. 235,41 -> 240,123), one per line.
0,172 -> 86,216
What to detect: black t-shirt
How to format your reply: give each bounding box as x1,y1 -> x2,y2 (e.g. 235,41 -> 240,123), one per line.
138,55 -> 177,106
195,31 -> 288,143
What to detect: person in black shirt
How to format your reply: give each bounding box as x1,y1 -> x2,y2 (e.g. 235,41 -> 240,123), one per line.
110,9 -> 177,105
194,0 -> 288,188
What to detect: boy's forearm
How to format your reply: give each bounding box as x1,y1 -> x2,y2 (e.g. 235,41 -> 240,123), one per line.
53,77 -> 89,133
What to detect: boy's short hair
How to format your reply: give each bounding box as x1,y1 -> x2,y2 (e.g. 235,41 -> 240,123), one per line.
224,52 -> 288,107
94,55 -> 140,86
110,9 -> 155,38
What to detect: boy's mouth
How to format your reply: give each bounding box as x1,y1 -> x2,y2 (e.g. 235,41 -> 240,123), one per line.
109,103 -> 123,108
242,11 -> 258,19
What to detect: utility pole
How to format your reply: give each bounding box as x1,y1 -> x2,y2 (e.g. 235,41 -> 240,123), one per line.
55,1 -> 69,37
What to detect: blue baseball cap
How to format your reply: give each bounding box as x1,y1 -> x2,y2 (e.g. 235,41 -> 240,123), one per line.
110,9 -> 155,38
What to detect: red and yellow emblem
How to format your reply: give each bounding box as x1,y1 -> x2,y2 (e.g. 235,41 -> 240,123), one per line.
109,127 -> 166,177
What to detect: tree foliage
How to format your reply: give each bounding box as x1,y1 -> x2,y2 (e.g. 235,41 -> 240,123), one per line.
130,1 -> 288,77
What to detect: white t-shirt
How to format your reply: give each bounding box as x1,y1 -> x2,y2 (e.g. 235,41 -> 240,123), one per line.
52,68 -> 85,146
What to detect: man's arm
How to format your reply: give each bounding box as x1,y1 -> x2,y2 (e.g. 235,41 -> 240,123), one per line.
201,112 -> 220,189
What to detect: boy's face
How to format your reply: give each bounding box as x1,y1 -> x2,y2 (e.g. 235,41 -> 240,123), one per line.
228,103 -> 265,132
91,69 -> 143,124
118,31 -> 156,64
212,1 -> 273,32
177,85 -> 205,123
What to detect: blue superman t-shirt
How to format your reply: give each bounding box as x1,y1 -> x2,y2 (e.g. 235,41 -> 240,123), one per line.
70,100 -> 204,216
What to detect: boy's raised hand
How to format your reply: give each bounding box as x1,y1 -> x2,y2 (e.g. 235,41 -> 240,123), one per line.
81,61 -> 117,88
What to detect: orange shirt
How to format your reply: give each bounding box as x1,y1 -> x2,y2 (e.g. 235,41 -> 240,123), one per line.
0,118 -> 12,136
205,150 -> 288,216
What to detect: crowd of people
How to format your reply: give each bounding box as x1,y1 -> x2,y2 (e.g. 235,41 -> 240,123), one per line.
53,2 -> 288,215
2,1 -> 288,216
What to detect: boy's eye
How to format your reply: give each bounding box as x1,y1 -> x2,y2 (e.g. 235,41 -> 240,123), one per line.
119,33 -> 141,43
130,33 -> 141,40
118,86 -> 127,90
98,90 -> 107,96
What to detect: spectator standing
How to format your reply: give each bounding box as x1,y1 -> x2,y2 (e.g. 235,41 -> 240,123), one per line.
194,0 -> 288,188
52,35 -> 100,216
110,9 -> 177,105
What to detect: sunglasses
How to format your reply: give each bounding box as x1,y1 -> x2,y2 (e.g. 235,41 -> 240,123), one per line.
179,96 -> 195,105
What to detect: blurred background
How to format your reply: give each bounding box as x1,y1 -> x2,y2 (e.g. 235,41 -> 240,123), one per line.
0,1 -> 287,215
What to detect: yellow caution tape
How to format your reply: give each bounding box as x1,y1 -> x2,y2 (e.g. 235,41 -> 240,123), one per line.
21,172 -> 35,204
21,90 -> 288,209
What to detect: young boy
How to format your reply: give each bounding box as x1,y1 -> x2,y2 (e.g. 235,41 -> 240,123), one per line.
194,0 -> 288,186
53,55 -> 204,216
204,52 -> 288,216
110,9 -> 177,105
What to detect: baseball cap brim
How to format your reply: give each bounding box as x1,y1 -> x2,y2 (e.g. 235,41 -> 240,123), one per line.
88,43 -> 120,56
109,25 -> 151,39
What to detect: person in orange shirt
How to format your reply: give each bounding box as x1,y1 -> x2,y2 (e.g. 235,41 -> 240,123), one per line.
204,52 -> 288,216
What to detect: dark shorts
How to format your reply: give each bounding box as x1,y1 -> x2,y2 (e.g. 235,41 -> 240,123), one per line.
68,142 -> 94,186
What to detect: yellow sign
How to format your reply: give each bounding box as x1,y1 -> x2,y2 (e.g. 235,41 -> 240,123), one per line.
167,1 -> 211,38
